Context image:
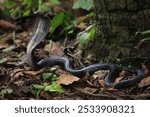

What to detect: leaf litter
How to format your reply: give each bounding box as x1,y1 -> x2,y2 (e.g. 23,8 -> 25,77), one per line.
0,30 -> 149,100
0,9 -> 150,100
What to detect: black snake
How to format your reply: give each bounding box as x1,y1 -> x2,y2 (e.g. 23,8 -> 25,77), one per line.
26,13 -> 144,89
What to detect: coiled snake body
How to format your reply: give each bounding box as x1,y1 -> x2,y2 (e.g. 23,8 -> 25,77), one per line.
26,13 -> 144,89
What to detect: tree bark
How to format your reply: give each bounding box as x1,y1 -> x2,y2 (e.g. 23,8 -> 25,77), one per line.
87,0 -> 150,67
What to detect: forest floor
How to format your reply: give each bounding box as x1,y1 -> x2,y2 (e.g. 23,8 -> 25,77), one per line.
0,12 -> 150,100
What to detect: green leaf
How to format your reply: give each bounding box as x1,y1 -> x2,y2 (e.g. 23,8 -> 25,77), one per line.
11,7 -> 20,17
23,0 -> 31,4
32,84 -> 45,90
1,9 -> 11,16
51,12 -> 65,34
2,45 -> 15,52
73,0 -> 93,10
136,30 -> 150,36
44,82 -> 64,93
0,58 -> 9,64
78,27 -> 95,47
0,88 -> 13,97
1,88 -> 13,94
40,3 -> 50,12
79,31 -> 91,47
42,73 -> 54,80
35,89 -> 42,99
49,0 -> 60,5
89,28 -> 96,41
23,9 -> 30,16
6,0 -> 16,8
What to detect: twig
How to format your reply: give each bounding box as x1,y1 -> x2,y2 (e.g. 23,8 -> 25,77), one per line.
76,88 -> 150,99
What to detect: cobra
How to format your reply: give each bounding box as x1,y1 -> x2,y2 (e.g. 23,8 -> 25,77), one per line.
26,13 -> 144,89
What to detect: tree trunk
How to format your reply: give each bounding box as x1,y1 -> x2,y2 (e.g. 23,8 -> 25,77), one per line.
87,0 -> 150,67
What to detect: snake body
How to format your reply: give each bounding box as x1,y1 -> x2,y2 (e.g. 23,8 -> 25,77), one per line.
26,13 -> 144,89
26,13 -> 50,70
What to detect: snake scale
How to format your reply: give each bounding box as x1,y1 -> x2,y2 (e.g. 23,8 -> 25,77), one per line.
26,13 -> 144,89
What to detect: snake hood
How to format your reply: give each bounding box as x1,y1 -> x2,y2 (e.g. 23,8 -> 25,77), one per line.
26,13 -> 50,70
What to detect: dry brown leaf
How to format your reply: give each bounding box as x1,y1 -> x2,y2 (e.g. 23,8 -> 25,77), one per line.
139,93 -> 150,97
76,87 -> 98,94
138,76 -> 150,87
14,80 -> 24,87
0,19 -> 17,31
0,40 -> 8,48
114,70 -> 131,83
141,64 -> 149,74
119,70 -> 130,77
114,76 -> 124,83
44,42 -> 64,56
23,69 -> 45,76
56,73 -> 80,85
0,34 -> 13,49
98,80 -> 105,87
40,91 -> 54,100
101,88 -> 118,94
93,70 -> 108,80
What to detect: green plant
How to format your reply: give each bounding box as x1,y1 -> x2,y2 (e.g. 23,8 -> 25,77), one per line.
135,30 -> 150,48
42,72 -> 57,81
0,88 -> 13,97
32,82 -> 64,93
0,0 -> 39,17
44,82 -> 64,93
31,82 -> 64,99
31,72 -> 63,99
0,0 -> 60,18
2,45 -> 15,52
78,25 -> 95,48
73,0 -> 93,10
51,12 -> 65,34
51,12 -> 77,34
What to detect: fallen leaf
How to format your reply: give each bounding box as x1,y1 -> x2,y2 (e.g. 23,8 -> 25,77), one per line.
82,87 -> 98,94
139,93 -> 150,97
115,70 -> 131,83
56,73 -> 80,85
141,64 -> 149,74
84,70 -> 108,88
44,42 -> 64,56
119,70 -> 130,77
93,70 -> 108,80
0,19 -> 17,31
114,76 -> 124,83
76,87 -> 98,94
0,40 -> 8,49
0,58 -> 9,64
98,80 -> 105,87
23,69 -> 45,76
0,33 -> 14,48
101,88 -> 118,94
138,76 -> 150,87
40,91 -> 54,100
14,80 -> 24,87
